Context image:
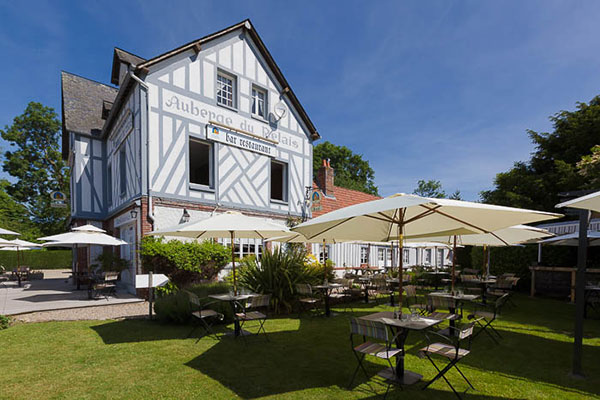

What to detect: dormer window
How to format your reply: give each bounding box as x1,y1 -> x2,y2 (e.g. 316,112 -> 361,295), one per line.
217,71 -> 236,108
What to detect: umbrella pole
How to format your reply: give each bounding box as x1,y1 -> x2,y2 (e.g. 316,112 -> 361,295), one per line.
397,211 -> 404,311
322,238 -> 328,283
451,235 -> 457,294
482,245 -> 487,277
231,231 -> 237,296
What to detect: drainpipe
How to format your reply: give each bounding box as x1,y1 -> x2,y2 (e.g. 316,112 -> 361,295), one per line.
128,67 -> 155,228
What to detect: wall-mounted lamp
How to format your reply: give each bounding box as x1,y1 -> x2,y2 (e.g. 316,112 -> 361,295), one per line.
182,208 -> 191,223
130,208 -> 138,219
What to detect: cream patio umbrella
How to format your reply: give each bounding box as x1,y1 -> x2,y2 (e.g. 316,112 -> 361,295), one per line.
293,193 -> 562,306
0,227 -> 20,236
0,239 -> 42,272
39,225 -> 128,284
149,211 -> 291,295
408,225 -> 554,276
556,190 -> 600,212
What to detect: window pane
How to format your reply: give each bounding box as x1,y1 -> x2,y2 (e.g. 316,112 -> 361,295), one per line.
271,160 -> 285,201
189,140 -> 211,186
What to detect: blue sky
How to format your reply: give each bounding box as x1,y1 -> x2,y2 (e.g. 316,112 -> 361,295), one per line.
2,1 -> 600,200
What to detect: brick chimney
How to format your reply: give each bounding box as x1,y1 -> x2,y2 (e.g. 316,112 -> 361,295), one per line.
317,158 -> 335,197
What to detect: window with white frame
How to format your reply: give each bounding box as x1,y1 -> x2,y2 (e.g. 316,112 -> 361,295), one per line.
378,248 -> 385,262
189,139 -> 213,188
424,249 -> 432,265
217,71 -> 236,108
403,249 -> 409,264
360,247 -> 368,264
119,147 -> 126,195
319,244 -> 329,263
270,160 -> 288,202
386,249 -> 392,261
437,248 -> 444,267
252,85 -> 267,118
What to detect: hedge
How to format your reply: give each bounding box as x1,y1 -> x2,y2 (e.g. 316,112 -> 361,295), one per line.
0,249 -> 72,270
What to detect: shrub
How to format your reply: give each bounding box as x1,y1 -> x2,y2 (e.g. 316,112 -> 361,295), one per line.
94,252 -> 129,272
140,236 -> 230,287
237,247 -> 331,314
0,249 -> 71,270
0,315 -> 11,330
154,282 -> 232,323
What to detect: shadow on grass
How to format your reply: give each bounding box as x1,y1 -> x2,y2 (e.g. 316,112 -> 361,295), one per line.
92,319 -> 194,344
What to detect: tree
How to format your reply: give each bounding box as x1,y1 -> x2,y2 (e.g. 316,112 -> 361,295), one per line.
577,145 -> 600,188
1,102 -> 69,234
0,180 -> 40,240
481,96 -> 600,211
412,179 -> 462,199
313,141 -> 378,195
413,179 -> 445,198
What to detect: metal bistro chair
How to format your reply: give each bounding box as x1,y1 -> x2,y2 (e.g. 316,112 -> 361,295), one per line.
235,294 -> 272,343
372,277 -> 393,306
92,271 -> 119,300
296,283 -> 321,317
185,291 -> 224,342
488,277 -> 519,307
330,278 -> 355,313
468,293 -> 509,344
404,285 -> 428,315
348,317 -> 403,398
419,322 -> 476,399
427,294 -> 462,324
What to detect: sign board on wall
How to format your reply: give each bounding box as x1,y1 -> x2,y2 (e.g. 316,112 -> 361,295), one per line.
50,191 -> 68,208
206,124 -> 277,157
311,190 -> 322,212
161,88 -> 301,152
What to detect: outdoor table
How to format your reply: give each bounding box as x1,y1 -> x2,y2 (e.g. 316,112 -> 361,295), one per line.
313,283 -> 343,317
11,268 -> 29,287
359,311 -> 443,385
429,291 -> 480,329
584,285 -> 600,318
463,278 -> 496,304
208,293 -> 256,337
64,270 -> 90,290
358,276 -> 372,303
424,271 -> 449,290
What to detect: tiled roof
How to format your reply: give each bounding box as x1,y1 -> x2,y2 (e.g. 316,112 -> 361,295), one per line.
311,182 -> 381,217
61,72 -> 119,158
111,48 -> 147,85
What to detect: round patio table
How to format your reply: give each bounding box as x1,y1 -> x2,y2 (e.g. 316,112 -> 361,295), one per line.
209,293 -> 256,337
313,283 -> 343,317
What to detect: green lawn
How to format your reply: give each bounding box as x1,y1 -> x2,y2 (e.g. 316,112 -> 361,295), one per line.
1,294 -> 599,399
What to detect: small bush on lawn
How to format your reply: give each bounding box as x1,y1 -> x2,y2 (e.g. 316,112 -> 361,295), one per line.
154,282 -> 232,323
237,247 -> 333,314
0,315 -> 11,330
140,236 -> 231,287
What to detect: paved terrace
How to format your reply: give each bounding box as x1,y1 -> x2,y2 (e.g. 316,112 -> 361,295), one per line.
0,269 -> 143,315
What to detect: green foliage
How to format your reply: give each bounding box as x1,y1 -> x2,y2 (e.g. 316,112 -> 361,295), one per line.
0,315 -> 11,330
577,145 -> 600,188
140,236 -> 230,287
0,180 -> 41,240
0,249 -> 71,269
481,96 -> 600,211
94,252 -> 129,272
236,247 -> 328,313
1,102 -> 69,235
413,179 -> 462,200
154,282 -> 232,323
313,141 -> 378,195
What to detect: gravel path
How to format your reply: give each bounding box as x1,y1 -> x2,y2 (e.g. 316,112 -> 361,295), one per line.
13,301 -> 150,323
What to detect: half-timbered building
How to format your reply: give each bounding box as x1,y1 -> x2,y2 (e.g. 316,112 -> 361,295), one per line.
62,20 -> 319,291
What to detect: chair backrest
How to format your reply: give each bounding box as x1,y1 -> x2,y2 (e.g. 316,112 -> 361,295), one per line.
495,293 -> 510,311
250,294 -> 271,309
104,272 -> 119,282
428,294 -> 456,310
458,322 -> 475,340
494,278 -> 513,290
296,283 -> 312,296
404,285 -> 417,297
186,290 -> 201,307
461,274 -> 478,282
462,268 -> 479,276
350,318 -> 389,342
500,273 -> 515,278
